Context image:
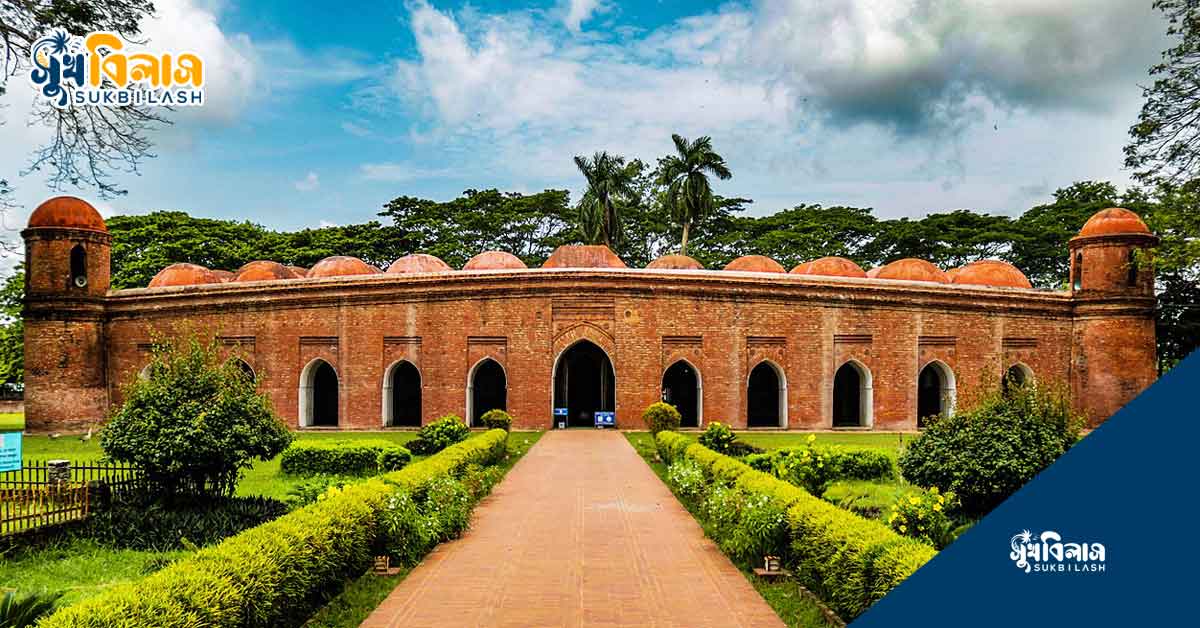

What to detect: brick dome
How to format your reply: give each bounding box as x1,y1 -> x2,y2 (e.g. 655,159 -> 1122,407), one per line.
1077,207 -> 1150,238
387,253 -> 452,274
790,256 -> 866,278
951,259 -> 1032,289
646,254 -> 703,270
148,263 -> 219,288
211,270 -> 234,282
945,266 -> 962,282
233,261 -> 295,282
286,265 -> 309,278
307,256 -> 380,278
542,245 -> 627,269
724,255 -> 785,273
875,258 -> 949,283
27,196 -> 107,232
464,251 -> 527,270
866,267 -> 882,278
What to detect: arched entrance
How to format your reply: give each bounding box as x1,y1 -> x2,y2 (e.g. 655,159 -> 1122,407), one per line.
300,359 -> 339,427
553,340 -> 615,428
917,361 -> 956,427
383,360 -> 421,427
662,360 -> 701,428
1002,363 -> 1033,393
231,358 -> 255,383
747,361 -> 785,428
468,358 -> 507,426
833,360 -> 872,427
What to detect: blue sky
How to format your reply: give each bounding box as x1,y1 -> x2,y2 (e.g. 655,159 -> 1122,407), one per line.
0,0 -> 1170,236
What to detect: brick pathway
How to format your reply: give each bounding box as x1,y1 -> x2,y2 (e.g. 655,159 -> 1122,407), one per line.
361,430 -> 783,628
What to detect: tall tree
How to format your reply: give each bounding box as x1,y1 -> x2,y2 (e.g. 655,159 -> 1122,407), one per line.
1126,0 -> 1200,184
0,268 -> 22,388
1,0 -> 165,198
656,134 -> 731,255
573,151 -> 640,248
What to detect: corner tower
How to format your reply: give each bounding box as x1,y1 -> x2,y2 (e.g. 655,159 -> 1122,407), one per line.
1068,207 -> 1158,427
22,196 -> 111,432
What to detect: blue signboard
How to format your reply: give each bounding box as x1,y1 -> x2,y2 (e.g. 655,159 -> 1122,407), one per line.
0,432 -> 21,472
554,408 -> 568,417
594,411 -> 615,428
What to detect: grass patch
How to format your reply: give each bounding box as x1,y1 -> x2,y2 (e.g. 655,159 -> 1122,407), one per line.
300,431 -> 544,628
623,432 -> 839,628
0,413 -> 23,432
821,480 -> 921,521
733,431 -> 909,459
0,538 -> 187,608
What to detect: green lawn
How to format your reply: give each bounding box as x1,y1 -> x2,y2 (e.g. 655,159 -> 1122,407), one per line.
0,413 -> 24,432
301,431 -> 544,628
0,539 -> 189,608
631,430 -> 912,459
623,432 -> 839,628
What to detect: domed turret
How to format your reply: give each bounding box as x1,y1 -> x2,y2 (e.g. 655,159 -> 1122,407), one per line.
27,196 -> 107,233
950,260 -> 1032,289
149,263 -> 220,288
1077,208 -> 1151,238
790,256 -> 866,278
1069,207 -> 1158,295
646,254 -> 703,270
233,261 -> 295,282
542,245 -> 626,269
875,258 -> 949,283
387,253 -> 452,274
723,255 -> 785,273
307,256 -> 381,278
464,251 -> 527,270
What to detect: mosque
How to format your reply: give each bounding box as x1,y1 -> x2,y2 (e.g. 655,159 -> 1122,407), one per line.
21,196 -> 1158,432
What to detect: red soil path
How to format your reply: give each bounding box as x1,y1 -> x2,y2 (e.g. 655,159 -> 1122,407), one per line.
361,430 -> 783,627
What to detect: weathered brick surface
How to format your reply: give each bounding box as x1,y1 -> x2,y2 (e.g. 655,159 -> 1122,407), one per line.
23,232 -> 1157,432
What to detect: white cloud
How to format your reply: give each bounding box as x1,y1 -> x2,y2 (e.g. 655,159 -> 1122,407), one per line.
359,162 -> 453,182
562,0 -> 608,33
294,172 -> 320,192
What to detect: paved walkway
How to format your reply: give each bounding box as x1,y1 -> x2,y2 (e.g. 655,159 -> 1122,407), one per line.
361,430 -> 783,628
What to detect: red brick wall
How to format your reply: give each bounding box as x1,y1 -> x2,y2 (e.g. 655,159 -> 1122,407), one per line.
78,271 -> 1098,432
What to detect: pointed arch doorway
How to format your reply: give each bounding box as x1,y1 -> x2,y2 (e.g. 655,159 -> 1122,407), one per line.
553,340 -> 615,427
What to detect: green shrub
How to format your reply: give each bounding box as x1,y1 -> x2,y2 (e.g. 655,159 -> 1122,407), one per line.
376,488 -> 434,567
479,409 -> 513,431
285,475 -> 356,508
102,335 -> 292,497
887,487 -> 959,549
899,386 -> 1082,517
78,494 -> 289,551
280,440 -> 412,476
698,422 -> 736,453
664,458 -> 706,501
423,475 -> 473,540
459,463 -> 504,500
38,430 -> 509,628
642,402 -> 681,434
407,415 -> 471,455
753,435 -> 894,495
654,431 -> 936,621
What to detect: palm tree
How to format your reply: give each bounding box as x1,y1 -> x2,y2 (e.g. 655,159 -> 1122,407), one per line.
573,151 -> 639,248
657,134 -> 731,255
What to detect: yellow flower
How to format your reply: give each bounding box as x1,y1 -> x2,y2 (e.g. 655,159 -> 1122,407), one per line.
899,525 -> 907,533
929,486 -> 939,495
807,434 -> 816,443
933,503 -> 942,512
937,495 -> 945,504
909,496 -> 920,505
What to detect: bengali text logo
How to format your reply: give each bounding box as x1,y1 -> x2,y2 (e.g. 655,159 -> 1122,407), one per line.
1010,529 -> 1106,574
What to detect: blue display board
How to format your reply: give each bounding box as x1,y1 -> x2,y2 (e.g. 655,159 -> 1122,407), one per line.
0,432 -> 21,472
594,411 -> 615,428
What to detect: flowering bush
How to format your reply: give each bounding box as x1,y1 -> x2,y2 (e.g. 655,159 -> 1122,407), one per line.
377,488 -> 439,566
665,458 -> 706,501
720,492 -> 789,566
698,422 -> 737,453
423,474 -> 473,540
699,484 -> 743,539
887,486 -> 958,549
407,415 -> 471,455
763,435 -> 894,494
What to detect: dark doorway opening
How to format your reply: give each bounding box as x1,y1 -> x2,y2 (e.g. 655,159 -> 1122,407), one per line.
470,359 -> 507,426
747,362 -> 782,428
833,362 -> 863,427
311,361 -> 338,426
232,359 -> 255,383
662,361 -> 699,428
917,364 -> 945,427
388,361 -> 422,427
553,341 -> 614,427
1002,364 -> 1030,394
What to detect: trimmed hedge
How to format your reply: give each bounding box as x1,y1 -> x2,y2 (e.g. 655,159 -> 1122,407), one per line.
39,430 -> 509,628
479,409 -> 512,431
280,439 -> 413,476
656,431 -> 935,620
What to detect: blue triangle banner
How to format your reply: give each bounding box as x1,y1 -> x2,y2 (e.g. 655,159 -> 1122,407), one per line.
853,351 -> 1200,626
